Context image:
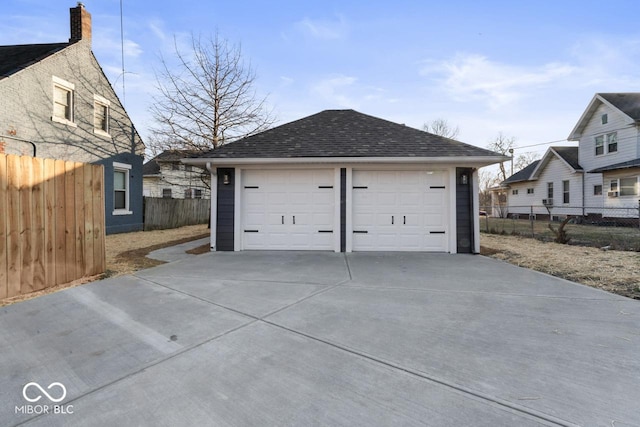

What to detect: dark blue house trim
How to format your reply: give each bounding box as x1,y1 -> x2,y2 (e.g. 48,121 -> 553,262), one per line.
95,153 -> 144,235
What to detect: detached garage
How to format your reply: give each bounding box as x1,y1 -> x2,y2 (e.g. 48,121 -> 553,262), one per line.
184,110 -> 506,254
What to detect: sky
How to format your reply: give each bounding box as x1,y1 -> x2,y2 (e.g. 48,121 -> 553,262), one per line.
2,0 -> 640,162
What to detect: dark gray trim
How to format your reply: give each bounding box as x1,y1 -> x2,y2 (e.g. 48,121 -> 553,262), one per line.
340,168 -> 346,252
216,168 -> 235,251
455,168 -> 474,254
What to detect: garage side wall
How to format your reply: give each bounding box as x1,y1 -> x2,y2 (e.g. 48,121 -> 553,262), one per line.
456,167 -> 474,253
216,168 -> 235,251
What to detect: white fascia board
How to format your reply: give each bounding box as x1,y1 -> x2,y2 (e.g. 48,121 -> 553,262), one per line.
183,156 -> 509,168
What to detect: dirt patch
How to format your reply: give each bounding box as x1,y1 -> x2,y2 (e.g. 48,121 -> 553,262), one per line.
186,244 -> 211,255
2,224 -> 210,307
481,233 -> 640,300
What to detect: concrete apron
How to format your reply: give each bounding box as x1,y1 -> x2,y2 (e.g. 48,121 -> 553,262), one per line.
1,251 -> 638,427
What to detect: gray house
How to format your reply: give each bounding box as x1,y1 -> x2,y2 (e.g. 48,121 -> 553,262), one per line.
0,4 -> 144,234
185,110 -> 506,253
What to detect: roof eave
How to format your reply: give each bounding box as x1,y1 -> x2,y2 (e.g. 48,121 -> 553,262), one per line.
183,156 -> 509,168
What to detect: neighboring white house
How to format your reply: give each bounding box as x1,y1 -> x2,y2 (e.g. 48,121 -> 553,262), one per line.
143,150 -> 210,199
499,93 -> 640,220
568,93 -> 640,217
500,147 -> 583,219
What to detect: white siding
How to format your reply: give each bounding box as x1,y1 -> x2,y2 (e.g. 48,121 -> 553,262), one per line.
143,163 -> 211,199
506,156 -> 582,216
578,103 -> 639,172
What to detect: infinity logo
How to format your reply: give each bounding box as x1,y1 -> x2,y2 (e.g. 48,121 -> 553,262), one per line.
22,382 -> 67,403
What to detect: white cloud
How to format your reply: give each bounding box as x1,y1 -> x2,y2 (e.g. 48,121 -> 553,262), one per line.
422,54 -> 575,109
310,75 -> 359,108
294,15 -> 348,40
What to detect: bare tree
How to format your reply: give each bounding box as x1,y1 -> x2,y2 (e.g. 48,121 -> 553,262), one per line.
486,132 -> 517,182
149,32 -> 275,152
423,118 -> 460,139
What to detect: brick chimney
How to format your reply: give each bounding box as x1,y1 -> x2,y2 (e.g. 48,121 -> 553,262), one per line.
69,2 -> 91,44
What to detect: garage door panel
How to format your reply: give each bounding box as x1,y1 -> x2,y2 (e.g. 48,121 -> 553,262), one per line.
241,169 -> 335,250
352,170 -> 448,252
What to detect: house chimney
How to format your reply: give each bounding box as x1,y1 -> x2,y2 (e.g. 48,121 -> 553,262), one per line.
69,2 -> 91,44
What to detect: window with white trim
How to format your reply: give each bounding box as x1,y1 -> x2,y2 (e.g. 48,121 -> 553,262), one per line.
113,162 -> 132,214
593,185 -> 602,196
620,177 -> 638,197
607,132 -> 617,153
562,180 -> 570,204
547,182 -> 553,199
162,188 -> 172,198
512,189 -> 518,195
52,76 -> 75,125
93,94 -> 110,136
527,188 -> 534,194
610,180 -> 618,192
595,132 -> 617,156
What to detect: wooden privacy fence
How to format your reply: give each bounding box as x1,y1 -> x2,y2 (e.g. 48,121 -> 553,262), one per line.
0,154 -> 106,299
144,197 -> 210,230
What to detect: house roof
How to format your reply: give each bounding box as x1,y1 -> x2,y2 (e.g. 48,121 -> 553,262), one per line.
143,149 -> 204,176
568,93 -> 640,140
192,110 -> 504,161
589,158 -> 640,173
0,43 -> 68,79
501,146 -> 581,186
502,160 -> 540,184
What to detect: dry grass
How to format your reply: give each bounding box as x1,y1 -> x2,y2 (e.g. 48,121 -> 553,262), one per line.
480,233 -> 640,300
1,224 -> 209,307
105,224 -> 209,277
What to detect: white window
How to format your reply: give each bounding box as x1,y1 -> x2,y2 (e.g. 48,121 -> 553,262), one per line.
52,76 -> 75,126
512,189 -> 519,195
593,185 -> 602,196
527,188 -> 534,194
93,94 -> 110,136
563,180 -> 570,204
547,182 -> 553,199
113,162 -> 132,215
595,136 -> 604,156
601,114 -> 608,124
610,180 -> 618,192
595,132 -> 617,155
607,132 -> 617,153
620,177 -> 638,197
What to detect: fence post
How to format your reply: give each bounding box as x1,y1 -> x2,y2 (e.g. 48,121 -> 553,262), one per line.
530,205 -> 534,238
638,199 -> 640,230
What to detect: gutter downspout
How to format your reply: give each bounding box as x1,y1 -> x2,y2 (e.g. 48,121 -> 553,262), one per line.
2,134 -> 37,157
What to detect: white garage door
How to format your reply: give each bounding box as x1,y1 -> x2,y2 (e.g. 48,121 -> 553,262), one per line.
242,169 -> 335,250
352,170 -> 448,252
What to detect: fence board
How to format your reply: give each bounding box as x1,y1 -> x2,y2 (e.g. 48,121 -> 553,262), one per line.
64,161 -> 76,283
74,162 -> 85,278
83,163 -> 94,277
44,158 -> 56,288
93,166 -> 105,275
32,157 -> 46,291
54,160 -> 67,286
7,155 -> 21,297
144,197 -> 210,231
0,155 -> 7,299
19,156 -> 34,294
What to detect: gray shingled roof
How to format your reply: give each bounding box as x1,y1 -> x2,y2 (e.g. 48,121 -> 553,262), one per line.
143,149 -> 204,175
590,158 -> 640,173
502,160 -> 540,184
196,110 -> 503,159
0,43 -> 68,79
599,93 -> 640,120
552,146 -> 581,171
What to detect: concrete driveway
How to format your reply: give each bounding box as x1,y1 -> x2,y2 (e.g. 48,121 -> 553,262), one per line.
1,252 -> 639,426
